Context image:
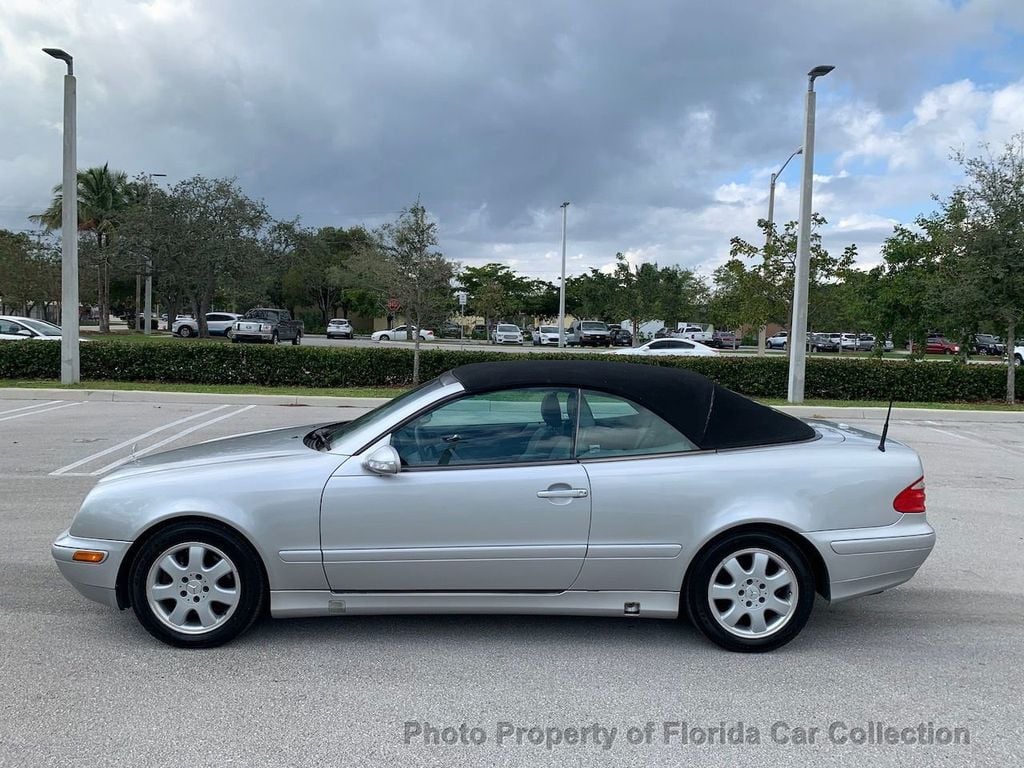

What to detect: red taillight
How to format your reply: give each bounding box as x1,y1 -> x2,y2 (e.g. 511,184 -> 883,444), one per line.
894,476 -> 926,513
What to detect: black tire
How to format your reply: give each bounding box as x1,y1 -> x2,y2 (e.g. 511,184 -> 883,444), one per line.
178,326 -> 193,338
291,332 -> 301,346
685,530 -> 814,653
271,332 -> 280,345
1015,354 -> 1022,367
128,521 -> 266,648
379,334 -> 390,342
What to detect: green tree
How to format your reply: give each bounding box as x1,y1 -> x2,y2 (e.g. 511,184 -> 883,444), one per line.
369,201 -> 456,383
32,163 -> 131,332
950,135 -> 1024,402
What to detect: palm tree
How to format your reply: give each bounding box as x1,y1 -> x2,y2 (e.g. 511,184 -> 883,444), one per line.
32,163 -> 130,332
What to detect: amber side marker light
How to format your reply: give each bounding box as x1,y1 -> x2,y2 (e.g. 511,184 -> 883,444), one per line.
72,550 -> 106,563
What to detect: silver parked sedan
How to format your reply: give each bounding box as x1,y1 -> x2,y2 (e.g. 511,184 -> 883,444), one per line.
52,361 -> 934,652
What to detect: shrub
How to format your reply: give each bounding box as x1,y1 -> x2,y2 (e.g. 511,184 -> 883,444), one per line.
0,340 -> 1020,402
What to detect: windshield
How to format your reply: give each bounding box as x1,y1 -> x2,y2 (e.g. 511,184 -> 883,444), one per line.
320,377 -> 445,449
497,325 -> 518,332
244,309 -> 281,321
581,322 -> 607,331
540,326 -> 558,333
18,318 -> 62,336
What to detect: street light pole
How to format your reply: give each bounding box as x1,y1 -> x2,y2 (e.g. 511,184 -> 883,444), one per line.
43,48 -> 78,384
557,201 -> 570,348
761,146 -> 802,356
144,172 -> 166,335
787,65 -> 834,404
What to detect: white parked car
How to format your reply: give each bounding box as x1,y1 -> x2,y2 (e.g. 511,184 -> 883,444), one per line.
326,319 -> 354,339
532,325 -> 562,346
371,325 -> 435,342
0,315 -> 89,342
767,332 -> 788,350
613,338 -> 719,357
173,312 -> 241,338
492,323 -> 524,345
1013,344 -> 1023,366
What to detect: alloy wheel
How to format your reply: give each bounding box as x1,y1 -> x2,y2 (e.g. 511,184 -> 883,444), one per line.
707,548 -> 798,639
145,542 -> 240,635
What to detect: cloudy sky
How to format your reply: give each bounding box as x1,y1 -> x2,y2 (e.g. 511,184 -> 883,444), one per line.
3,0 -> 1024,283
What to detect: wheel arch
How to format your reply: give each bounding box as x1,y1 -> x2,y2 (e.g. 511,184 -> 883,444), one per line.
681,522 -> 830,605
115,514 -> 269,611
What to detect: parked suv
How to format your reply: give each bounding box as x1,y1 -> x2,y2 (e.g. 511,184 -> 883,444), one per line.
709,329 -> 738,349
767,331 -> 788,350
174,312 -> 241,338
566,320 -> 611,347
325,318 -> 354,339
491,324 -> 524,345
972,334 -> 1004,356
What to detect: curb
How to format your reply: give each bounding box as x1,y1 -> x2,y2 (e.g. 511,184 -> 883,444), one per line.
2,387 -> 1022,421
0,388 -> 389,409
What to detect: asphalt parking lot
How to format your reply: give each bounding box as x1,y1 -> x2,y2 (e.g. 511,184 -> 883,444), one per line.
1,395 -> 1022,767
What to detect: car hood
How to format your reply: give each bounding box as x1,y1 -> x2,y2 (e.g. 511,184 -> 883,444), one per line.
99,422 -> 346,483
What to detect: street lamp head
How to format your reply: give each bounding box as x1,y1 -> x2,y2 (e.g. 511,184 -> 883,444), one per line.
42,48 -> 73,74
795,147 -> 804,155
808,65 -> 835,80
560,201 -> 570,208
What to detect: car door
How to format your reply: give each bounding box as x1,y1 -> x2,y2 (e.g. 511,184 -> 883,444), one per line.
569,389 -> 710,592
319,387 -> 592,592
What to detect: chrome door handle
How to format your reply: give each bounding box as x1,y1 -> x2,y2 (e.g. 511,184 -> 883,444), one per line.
537,488 -> 589,499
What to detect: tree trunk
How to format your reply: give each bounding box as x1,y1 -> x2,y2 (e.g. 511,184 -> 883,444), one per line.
411,310 -> 422,384
757,325 -> 766,355
1008,319 -> 1017,405
99,233 -> 111,334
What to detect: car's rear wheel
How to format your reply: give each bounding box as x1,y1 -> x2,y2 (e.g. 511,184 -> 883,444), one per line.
686,531 -> 814,653
128,521 -> 266,648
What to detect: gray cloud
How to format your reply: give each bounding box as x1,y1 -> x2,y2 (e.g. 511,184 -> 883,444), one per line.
3,0 -> 1024,282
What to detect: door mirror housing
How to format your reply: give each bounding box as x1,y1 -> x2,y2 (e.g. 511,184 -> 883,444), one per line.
364,445 -> 401,475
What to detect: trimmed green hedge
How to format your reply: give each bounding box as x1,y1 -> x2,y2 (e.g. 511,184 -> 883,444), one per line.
0,340 -> 1019,402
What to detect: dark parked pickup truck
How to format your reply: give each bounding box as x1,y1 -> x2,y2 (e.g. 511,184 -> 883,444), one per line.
231,308 -> 303,345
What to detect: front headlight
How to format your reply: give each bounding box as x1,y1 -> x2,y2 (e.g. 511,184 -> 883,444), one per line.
261,323 -> 272,332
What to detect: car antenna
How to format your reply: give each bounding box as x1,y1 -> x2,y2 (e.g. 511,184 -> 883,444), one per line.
878,398 -> 894,452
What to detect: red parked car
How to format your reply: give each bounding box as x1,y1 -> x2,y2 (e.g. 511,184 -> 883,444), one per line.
916,336 -> 960,354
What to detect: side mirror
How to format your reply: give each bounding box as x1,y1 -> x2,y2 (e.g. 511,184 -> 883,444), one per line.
364,445 -> 401,475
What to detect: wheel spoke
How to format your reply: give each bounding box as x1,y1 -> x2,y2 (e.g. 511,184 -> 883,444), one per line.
751,552 -> 770,580
204,557 -> 232,581
210,584 -> 239,607
710,582 -> 738,600
167,601 -> 192,627
186,545 -> 206,572
194,601 -> 219,629
764,594 -> 792,615
748,611 -> 768,634
149,582 -> 178,600
159,553 -> 187,577
721,557 -> 746,585
765,569 -> 792,590
719,605 -> 746,627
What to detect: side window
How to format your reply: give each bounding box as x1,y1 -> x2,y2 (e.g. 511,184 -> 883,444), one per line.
575,391 -> 697,459
391,388 -> 577,468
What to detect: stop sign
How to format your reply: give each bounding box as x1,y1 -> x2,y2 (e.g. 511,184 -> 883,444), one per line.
387,297 -> 400,312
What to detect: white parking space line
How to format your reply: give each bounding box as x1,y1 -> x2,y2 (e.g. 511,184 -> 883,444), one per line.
90,405 -> 257,476
0,400 -> 63,417
49,405 -> 230,476
0,401 -> 82,423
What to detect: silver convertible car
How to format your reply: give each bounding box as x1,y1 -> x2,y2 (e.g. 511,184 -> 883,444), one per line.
52,361 -> 935,652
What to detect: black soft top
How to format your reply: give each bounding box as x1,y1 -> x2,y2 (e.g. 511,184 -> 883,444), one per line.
449,360 -> 815,450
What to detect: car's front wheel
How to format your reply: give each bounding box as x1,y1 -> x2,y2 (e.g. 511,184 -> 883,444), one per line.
128,521 -> 266,648
178,326 -> 193,338
685,531 -> 814,653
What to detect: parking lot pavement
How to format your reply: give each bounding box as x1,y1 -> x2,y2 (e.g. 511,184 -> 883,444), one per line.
1,399 -> 1022,767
